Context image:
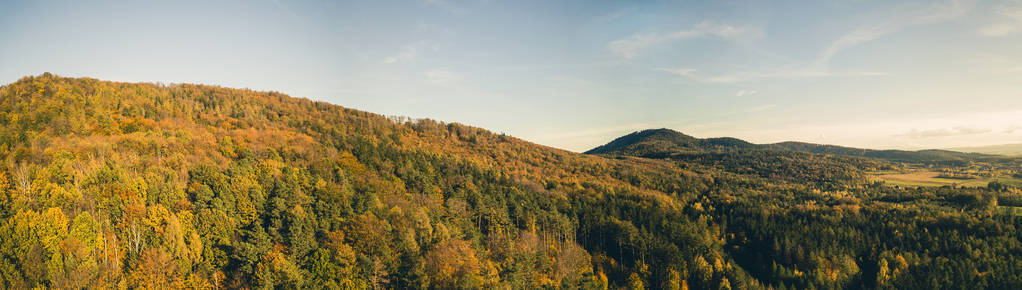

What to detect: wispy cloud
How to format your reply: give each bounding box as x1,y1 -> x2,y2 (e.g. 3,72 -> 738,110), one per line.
816,25 -> 890,67
965,53 -> 1022,77
652,1 -> 968,83
817,0 -> 976,67
382,42 -> 433,64
1004,125 -> 1022,133
656,67 -> 887,83
895,126 -> 991,139
743,104 -> 776,113
422,0 -> 472,14
424,69 -> 463,85
594,7 -> 636,23
656,67 -> 697,76
981,23 -> 1019,36
609,22 -> 762,60
269,0 -> 301,20
735,90 -> 758,97
979,1 -> 1022,36
383,46 -> 418,64
914,0 -> 976,23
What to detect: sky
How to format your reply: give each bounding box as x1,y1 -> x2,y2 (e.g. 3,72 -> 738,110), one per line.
2,0 -> 1021,152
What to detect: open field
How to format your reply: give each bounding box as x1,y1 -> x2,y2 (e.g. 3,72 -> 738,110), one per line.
870,170 -> 1022,188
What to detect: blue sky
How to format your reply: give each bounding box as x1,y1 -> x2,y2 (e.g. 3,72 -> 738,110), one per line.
2,0 -> 1021,152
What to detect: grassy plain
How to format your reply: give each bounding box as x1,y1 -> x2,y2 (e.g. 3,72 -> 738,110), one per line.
870,170 -> 1022,187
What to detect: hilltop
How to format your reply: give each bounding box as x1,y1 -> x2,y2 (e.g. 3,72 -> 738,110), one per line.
584,128 -> 756,155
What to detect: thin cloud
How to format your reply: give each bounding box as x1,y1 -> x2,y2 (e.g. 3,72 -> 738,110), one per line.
383,44 -> 420,64
981,23 -> 1020,36
1001,66 -> 1022,79
735,90 -> 758,97
424,69 -> 463,85
965,53 -> 1022,76
422,0 -> 471,14
610,34 -> 663,60
656,67 -> 887,83
743,104 -> 776,113
914,0 -> 976,23
817,25 -> 891,67
269,0 -> 301,20
817,0 -> 976,67
650,1 -> 964,83
594,7 -> 636,23
979,1 -> 1022,37
1004,125 -> 1022,133
656,67 -> 697,76
895,126 -> 991,139
609,22 -> 762,60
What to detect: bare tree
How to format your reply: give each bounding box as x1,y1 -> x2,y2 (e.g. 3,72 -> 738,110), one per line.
128,221 -> 146,255
71,158 -> 89,192
13,162 -> 32,197
369,257 -> 389,290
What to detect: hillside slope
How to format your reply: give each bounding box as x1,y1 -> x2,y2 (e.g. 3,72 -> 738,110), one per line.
0,74 -> 725,289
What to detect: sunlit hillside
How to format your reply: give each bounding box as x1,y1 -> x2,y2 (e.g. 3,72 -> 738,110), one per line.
1,74 -> 1022,289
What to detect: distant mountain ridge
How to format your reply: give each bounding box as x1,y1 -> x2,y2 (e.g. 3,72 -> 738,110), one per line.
587,128 -> 1000,164
768,141 -> 993,163
947,143 -> 1022,156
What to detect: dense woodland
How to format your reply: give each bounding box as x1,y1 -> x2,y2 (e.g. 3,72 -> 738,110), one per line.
1,74 -> 1021,289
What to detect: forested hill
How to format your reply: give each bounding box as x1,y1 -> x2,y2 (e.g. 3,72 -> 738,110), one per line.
584,128 -> 700,154
769,142 -> 996,164
2,74 -> 1022,289
0,74 -> 716,288
584,128 -> 756,155
590,128 -> 1004,165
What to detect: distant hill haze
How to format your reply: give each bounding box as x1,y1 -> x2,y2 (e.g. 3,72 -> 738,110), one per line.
946,144 -> 1022,156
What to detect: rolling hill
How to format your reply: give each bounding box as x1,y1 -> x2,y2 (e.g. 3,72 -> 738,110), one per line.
769,142 -> 995,164
1,74 -> 1022,289
590,128 -> 1004,165
584,128 -> 757,155
947,143 -> 1022,156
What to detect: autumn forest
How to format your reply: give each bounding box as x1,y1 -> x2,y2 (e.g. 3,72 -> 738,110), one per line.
2,74 -> 1022,289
